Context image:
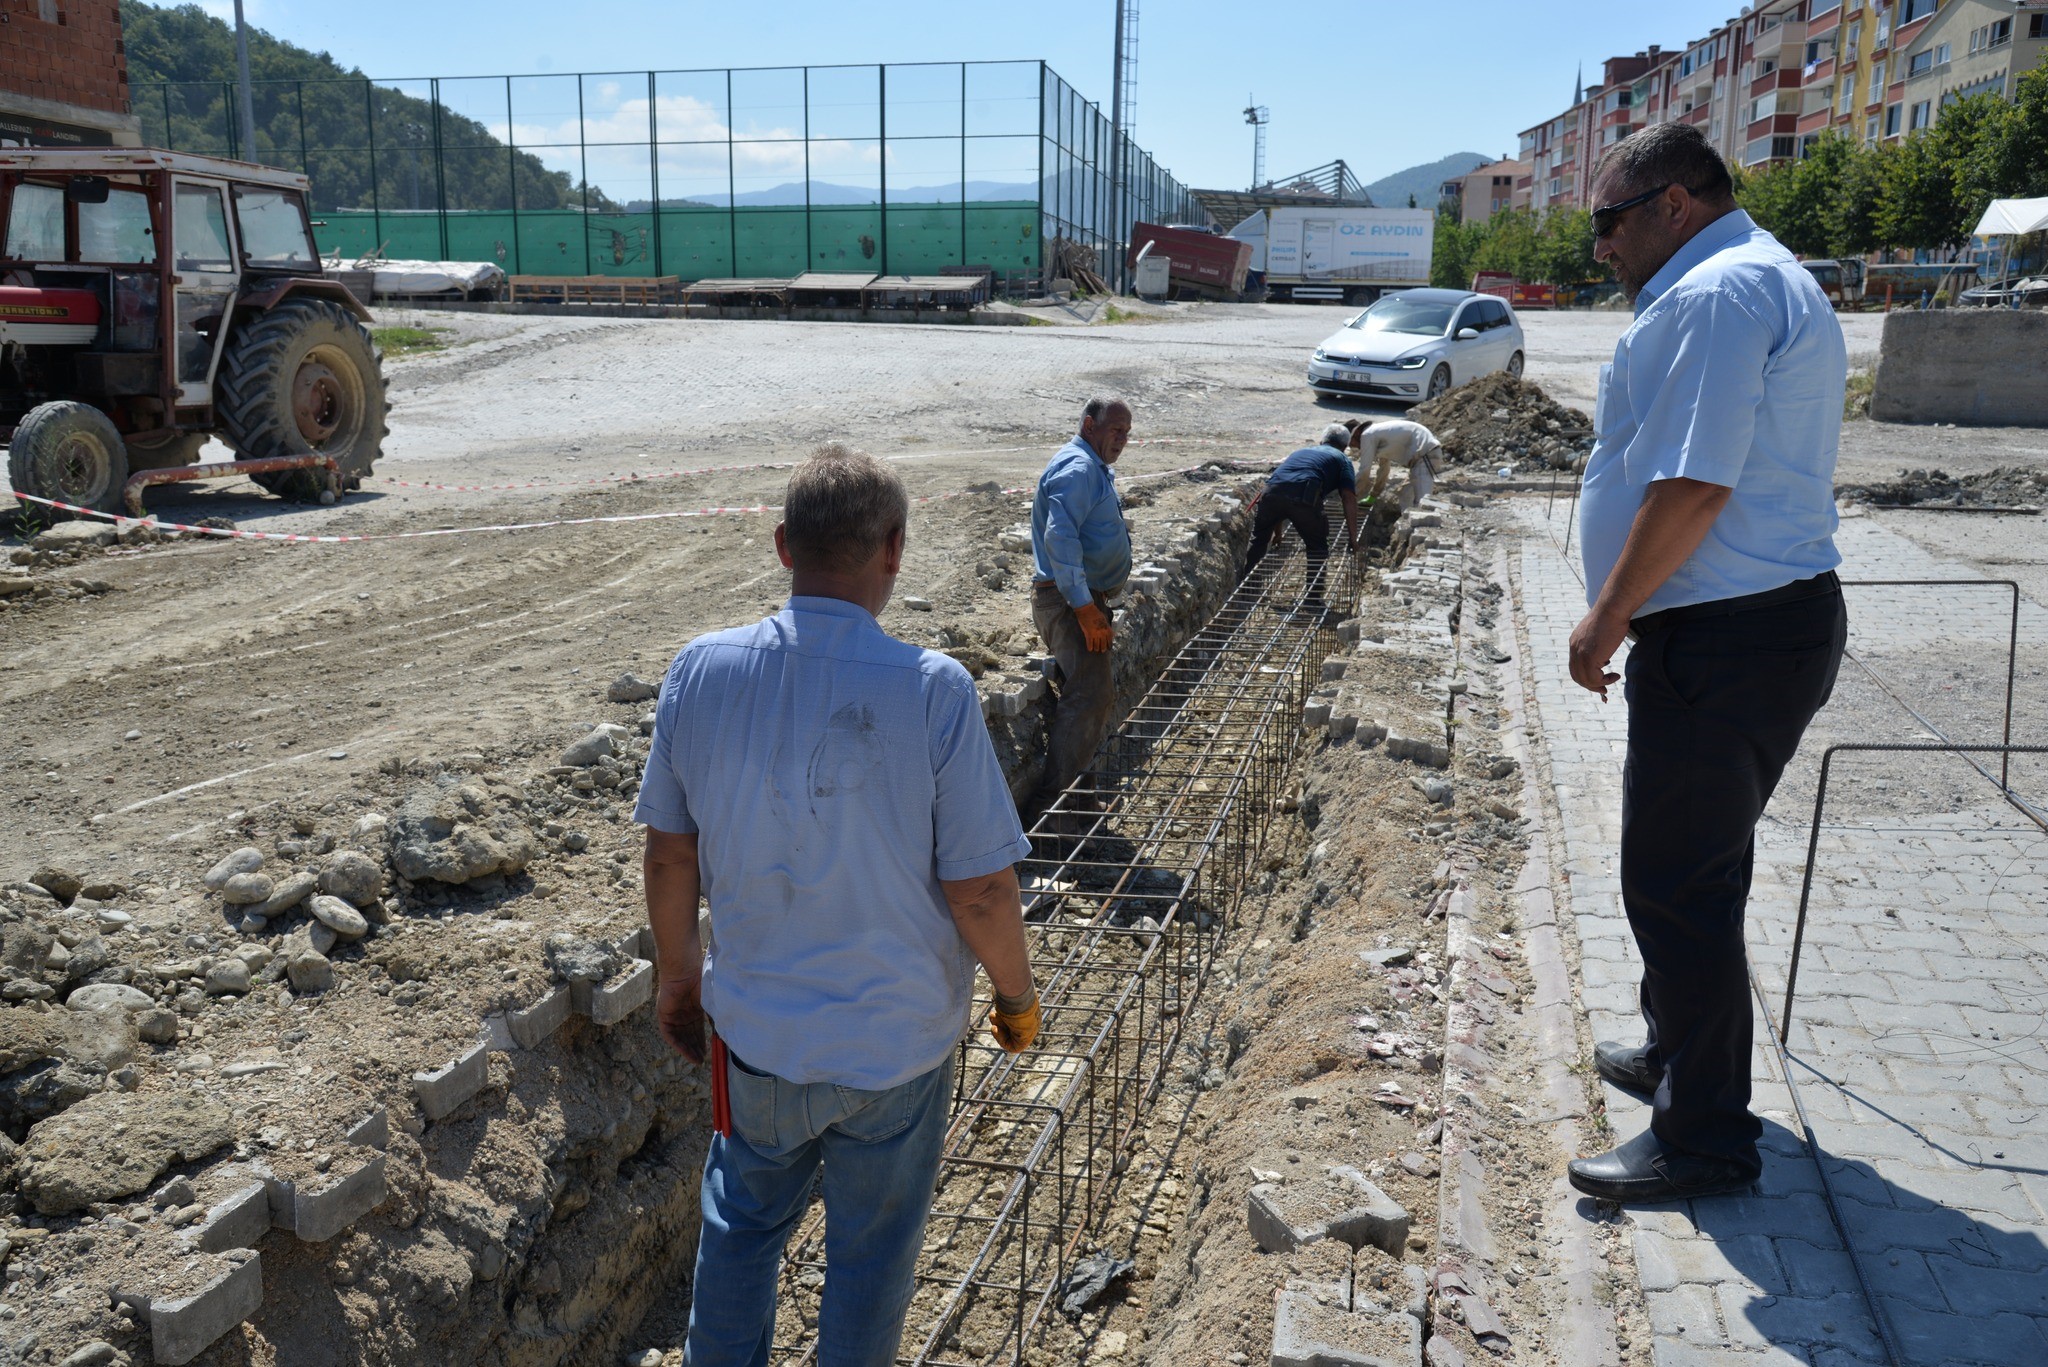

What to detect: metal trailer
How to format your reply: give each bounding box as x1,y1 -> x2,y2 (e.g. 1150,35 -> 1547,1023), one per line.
1227,205 -> 1435,304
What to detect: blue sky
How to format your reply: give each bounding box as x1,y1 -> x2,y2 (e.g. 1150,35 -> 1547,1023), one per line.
198,0 -> 1754,190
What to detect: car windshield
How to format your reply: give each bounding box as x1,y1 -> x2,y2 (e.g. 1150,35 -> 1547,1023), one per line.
1350,296 -> 1457,336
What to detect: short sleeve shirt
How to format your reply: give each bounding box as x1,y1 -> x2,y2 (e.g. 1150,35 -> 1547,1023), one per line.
1265,445 -> 1357,504
633,596 -> 1032,1089
1579,210 -> 1845,614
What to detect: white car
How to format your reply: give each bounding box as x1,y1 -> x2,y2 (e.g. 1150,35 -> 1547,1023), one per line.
1306,288 -> 1526,405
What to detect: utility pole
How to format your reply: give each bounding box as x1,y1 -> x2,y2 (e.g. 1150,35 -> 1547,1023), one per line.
232,0 -> 258,163
1244,98 -> 1269,190
1109,0 -> 1134,292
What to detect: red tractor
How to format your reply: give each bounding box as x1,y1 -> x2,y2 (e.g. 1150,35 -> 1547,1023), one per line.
1,147 -> 387,515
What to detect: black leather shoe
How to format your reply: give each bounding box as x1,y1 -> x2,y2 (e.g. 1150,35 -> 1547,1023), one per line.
1594,1040 -> 1662,1098
1567,1129 -> 1760,1203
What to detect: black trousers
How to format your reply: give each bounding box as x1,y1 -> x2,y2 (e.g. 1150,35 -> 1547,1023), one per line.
1621,574 -> 1846,1168
1244,494 -> 1330,598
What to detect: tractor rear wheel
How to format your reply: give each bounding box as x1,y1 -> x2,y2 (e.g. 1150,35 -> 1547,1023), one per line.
8,401 -> 130,516
217,297 -> 388,502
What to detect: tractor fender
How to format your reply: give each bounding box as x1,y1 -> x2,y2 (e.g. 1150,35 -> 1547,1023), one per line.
236,278 -> 372,323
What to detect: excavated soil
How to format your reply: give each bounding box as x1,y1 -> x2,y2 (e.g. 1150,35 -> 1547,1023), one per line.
1834,463 -> 2048,511
1406,374 -> 1593,475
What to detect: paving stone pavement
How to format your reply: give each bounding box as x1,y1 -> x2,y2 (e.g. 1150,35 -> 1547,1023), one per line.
1507,501 -> 2048,1367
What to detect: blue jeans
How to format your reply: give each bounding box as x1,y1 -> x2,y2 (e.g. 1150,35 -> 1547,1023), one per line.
684,1049 -> 955,1367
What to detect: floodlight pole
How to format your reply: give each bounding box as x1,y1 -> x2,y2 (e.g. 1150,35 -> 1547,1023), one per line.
233,0 -> 258,163
1110,0 -> 1127,293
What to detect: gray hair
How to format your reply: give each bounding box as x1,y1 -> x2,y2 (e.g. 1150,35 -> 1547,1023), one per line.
1080,396 -> 1130,425
1321,424 -> 1354,451
782,443 -> 909,574
1593,121 -> 1734,204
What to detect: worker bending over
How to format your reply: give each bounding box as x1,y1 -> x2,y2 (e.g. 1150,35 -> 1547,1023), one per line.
1027,397 -> 1134,824
637,445 -> 1041,1366
1242,423 -> 1363,610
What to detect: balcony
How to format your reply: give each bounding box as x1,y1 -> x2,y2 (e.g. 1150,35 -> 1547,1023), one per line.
1684,103 -> 1713,127
1803,56 -> 1836,85
1746,112 -> 1797,141
1797,109 -> 1834,135
1751,67 -> 1802,98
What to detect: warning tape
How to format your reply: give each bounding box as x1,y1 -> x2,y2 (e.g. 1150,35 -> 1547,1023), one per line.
13,458 -> 1272,547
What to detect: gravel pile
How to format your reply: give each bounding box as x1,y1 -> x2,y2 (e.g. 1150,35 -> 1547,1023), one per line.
1408,373 -> 1593,473
1836,465 -> 2048,511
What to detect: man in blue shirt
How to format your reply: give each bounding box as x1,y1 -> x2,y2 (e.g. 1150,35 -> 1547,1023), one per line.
1562,123 -> 1847,1204
636,445 -> 1041,1364
1242,423 -> 1363,607
1028,398 -> 1133,821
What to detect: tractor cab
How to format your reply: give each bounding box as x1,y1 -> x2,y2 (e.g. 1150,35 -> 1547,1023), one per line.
1,148 -> 386,514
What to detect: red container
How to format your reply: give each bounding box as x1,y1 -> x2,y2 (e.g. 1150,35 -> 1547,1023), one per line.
1128,223 -> 1251,295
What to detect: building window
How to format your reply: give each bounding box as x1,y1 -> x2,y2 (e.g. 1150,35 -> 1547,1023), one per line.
2032,15 -> 2046,40
1907,50 -> 1933,77
1885,103 -> 1902,136
1935,42 -> 1949,65
1988,17 -> 2013,47
1847,20 -> 1861,50
1865,113 -> 1881,141
1869,58 -> 1886,102
1773,135 -> 1796,158
1840,77 -> 1856,113
1899,0 -> 1937,22
1909,99 -> 1932,130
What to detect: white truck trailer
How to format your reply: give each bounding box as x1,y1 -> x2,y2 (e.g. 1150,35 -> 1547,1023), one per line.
1229,206 -> 1436,304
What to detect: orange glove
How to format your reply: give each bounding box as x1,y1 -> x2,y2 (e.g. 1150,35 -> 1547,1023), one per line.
990,992 -> 1042,1054
1074,601 -> 1113,653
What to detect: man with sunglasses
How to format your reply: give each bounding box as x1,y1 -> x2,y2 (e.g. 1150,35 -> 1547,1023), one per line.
1562,123 -> 1848,1204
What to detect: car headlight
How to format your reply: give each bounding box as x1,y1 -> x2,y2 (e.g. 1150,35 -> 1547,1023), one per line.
1314,348 -> 1327,361
1396,356 -> 1428,370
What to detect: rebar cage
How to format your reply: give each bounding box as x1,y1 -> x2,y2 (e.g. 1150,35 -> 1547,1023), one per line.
771,514 -> 1359,1365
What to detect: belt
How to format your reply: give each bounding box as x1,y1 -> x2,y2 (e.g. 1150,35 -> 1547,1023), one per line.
1631,571 -> 1840,636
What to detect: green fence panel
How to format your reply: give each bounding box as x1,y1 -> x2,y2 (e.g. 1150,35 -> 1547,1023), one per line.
659,206 -> 734,280
733,207 -> 808,278
515,211 -> 592,275
966,204 -> 1040,277
443,213 -> 515,272
585,214 -> 659,276
809,206 -> 884,274
885,203 -> 965,274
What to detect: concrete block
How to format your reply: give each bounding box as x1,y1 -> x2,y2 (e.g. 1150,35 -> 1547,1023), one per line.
345,1107 -> 388,1151
1303,702 -> 1333,729
188,1181 -> 270,1254
1322,660 -> 1348,682
1249,1167 -> 1410,1257
589,958 -> 654,1027
414,1040 -> 490,1122
1871,310 -> 2048,427
1384,733 -> 1451,769
287,1153 -> 387,1243
506,985 -> 573,1048
1271,1289 -> 1424,1367
151,1251 -> 262,1366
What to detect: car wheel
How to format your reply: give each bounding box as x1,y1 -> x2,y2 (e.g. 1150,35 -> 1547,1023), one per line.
1507,350 -> 1525,379
1426,365 -> 1452,400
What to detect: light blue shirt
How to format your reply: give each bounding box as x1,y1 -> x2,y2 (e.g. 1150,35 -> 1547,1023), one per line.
633,596 -> 1031,1090
1580,209 -> 1845,615
1032,435 -> 1132,608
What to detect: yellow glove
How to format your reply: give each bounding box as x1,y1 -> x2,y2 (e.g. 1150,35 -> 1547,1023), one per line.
990,992 -> 1042,1053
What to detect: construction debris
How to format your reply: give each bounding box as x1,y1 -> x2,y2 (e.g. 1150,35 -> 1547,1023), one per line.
1835,465 -> 2047,512
1407,374 -> 1592,473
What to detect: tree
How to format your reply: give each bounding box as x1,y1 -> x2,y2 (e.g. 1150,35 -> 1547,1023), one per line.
1986,62 -> 2048,197
1828,139 -> 1894,256
1472,208 -> 1542,281
1533,208 -> 1599,285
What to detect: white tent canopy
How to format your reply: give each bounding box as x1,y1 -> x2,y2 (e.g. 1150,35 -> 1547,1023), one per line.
1971,197 -> 2048,237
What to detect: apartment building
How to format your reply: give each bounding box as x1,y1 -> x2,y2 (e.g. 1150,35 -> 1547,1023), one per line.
1440,157 -> 1531,222
1513,0 -> 2046,211
0,0 -> 139,148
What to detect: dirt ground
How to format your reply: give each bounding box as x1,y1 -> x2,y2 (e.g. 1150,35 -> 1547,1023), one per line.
3,299 -> 2043,1366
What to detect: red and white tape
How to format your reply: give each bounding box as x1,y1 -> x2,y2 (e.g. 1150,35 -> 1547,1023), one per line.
13,459 -> 1272,548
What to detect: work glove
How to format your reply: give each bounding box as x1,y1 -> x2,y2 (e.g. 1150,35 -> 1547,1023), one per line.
989,989 -> 1042,1054
1074,601 -> 1113,653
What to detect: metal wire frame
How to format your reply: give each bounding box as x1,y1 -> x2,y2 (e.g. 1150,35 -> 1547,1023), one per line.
769,515 -> 1357,1366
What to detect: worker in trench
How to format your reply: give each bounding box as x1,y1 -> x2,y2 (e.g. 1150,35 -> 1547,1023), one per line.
636,444 -> 1043,1365
1564,121 -> 1847,1203
1239,422 -> 1366,614
1026,397 -> 1134,843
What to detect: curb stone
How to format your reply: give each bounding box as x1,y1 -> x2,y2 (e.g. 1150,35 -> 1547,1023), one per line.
148,1251 -> 263,1366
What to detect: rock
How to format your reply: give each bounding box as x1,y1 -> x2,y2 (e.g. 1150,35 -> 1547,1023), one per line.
560,728 -> 616,767
249,870 -> 317,918
1419,778 -> 1453,807
16,1088 -> 236,1214
56,1341 -> 119,1367
308,895 -> 368,940
202,960 -> 251,996
0,880 -> 57,906
318,851 -> 385,907
607,672 -> 659,703
203,848 -> 265,890
29,865 -> 82,903
1271,1289 -> 1421,1367
543,933 -> 620,986
903,596 -> 934,611
135,1008 -> 179,1044
1248,1167 -> 1410,1258
389,781 -> 541,885
286,949 -> 334,994
0,921 -> 54,976
64,983 -> 154,1013
351,812 -> 388,840
1,979 -> 54,1002
29,521 -> 116,552
218,872 -> 274,906
0,1006 -> 67,1074
77,877 -> 125,901
1360,946 -> 1415,968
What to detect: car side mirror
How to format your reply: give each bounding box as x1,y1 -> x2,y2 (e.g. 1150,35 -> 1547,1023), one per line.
1456,326 -> 1480,340
65,176 -> 112,206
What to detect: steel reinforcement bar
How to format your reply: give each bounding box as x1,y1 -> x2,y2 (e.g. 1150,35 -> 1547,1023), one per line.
772,514 -> 1359,1365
